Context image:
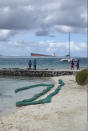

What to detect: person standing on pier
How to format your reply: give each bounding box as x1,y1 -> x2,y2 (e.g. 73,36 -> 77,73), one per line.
33,59 -> 37,70
76,59 -> 80,70
28,60 -> 32,70
71,59 -> 74,70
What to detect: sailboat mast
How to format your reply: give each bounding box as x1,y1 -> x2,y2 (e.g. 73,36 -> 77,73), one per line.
69,32 -> 70,58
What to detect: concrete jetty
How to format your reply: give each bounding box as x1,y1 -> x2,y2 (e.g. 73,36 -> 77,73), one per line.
0,68 -> 78,77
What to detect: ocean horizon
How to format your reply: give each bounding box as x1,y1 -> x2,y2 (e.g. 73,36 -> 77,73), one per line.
0,56 -> 87,69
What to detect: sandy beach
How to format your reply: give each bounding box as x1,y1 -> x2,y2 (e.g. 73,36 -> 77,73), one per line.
0,75 -> 87,131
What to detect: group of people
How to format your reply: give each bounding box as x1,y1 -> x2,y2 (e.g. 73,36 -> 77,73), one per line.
28,58 -> 79,70
28,59 -> 37,70
71,59 -> 80,70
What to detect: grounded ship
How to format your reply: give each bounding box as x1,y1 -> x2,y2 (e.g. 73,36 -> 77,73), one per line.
31,53 -> 56,57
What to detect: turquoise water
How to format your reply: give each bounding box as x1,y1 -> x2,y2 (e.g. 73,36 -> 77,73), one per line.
0,57 -> 87,69
0,76 -> 53,117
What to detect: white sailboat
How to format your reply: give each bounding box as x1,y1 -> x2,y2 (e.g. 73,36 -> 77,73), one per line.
60,32 -> 73,62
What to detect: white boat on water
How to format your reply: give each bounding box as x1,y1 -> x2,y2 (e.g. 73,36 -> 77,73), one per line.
60,32 -> 73,62
60,55 -> 73,62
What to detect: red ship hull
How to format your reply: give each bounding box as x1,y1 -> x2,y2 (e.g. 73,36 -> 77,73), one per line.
31,53 -> 50,56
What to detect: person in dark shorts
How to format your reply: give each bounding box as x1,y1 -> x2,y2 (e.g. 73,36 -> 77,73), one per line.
33,59 -> 37,70
28,60 -> 32,70
76,59 -> 80,70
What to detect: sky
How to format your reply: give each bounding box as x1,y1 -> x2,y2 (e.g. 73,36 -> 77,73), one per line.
0,0 -> 87,57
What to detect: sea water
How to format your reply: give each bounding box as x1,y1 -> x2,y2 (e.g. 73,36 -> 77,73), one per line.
0,57 -> 87,117
0,76 -> 53,117
0,57 -> 87,69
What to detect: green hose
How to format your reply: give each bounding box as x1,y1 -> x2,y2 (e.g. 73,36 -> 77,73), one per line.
15,79 -> 64,107
15,83 -> 53,93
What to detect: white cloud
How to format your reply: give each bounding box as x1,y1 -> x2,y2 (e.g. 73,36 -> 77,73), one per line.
54,25 -> 75,33
0,29 -> 15,41
0,0 -> 87,34
70,42 -> 81,51
0,40 -> 86,56
79,42 -> 87,48
0,0 -> 86,56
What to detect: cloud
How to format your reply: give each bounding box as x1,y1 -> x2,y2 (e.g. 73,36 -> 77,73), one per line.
36,30 -> 49,36
0,29 -> 16,41
54,25 -> 76,33
0,0 -> 87,35
0,0 -> 86,56
0,40 -> 86,56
